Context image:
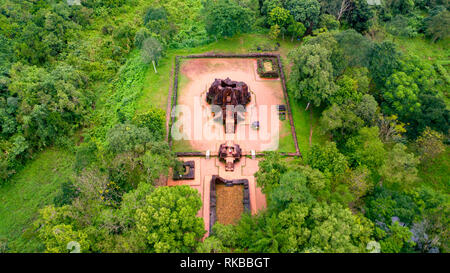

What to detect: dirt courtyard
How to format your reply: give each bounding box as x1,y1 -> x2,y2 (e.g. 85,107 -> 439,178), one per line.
167,156 -> 266,236
173,58 -> 286,153
215,184 -> 244,225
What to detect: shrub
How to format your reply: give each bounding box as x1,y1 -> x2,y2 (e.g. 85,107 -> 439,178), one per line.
53,180 -> 80,207
132,108 -> 165,141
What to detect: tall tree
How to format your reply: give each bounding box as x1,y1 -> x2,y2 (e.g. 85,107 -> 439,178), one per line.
425,9 -> 450,42
368,41 -> 401,88
135,185 -> 205,253
141,37 -> 163,73
346,0 -> 374,33
306,141 -> 349,178
344,126 -> 386,172
379,143 -> 420,190
288,44 -> 336,107
204,0 -> 253,39
268,6 -> 293,39
284,0 -> 321,32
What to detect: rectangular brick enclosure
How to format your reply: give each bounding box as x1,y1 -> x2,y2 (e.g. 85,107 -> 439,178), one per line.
168,53 -> 301,157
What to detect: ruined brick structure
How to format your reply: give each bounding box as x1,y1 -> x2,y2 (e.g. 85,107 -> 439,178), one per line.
206,78 -> 251,133
218,142 -> 242,171
206,77 -> 251,106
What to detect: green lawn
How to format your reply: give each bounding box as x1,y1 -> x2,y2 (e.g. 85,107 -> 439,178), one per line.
136,34 -> 301,114
288,95 -> 328,157
0,149 -> 75,253
394,36 -> 450,67
141,33 -> 319,154
392,35 -> 450,106
278,118 -> 297,153
418,147 -> 450,194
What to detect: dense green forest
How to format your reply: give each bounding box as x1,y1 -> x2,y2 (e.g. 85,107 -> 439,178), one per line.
0,0 -> 448,253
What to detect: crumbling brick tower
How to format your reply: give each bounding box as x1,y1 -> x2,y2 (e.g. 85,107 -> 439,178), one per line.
206,77 -> 251,133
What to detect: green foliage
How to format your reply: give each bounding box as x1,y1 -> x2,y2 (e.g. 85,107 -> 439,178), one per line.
320,103 -> 364,144
144,6 -> 168,25
261,0 -> 283,17
213,201 -> 374,253
269,24 -> 281,39
132,108 -> 165,141
383,0 -> 416,16
74,141 -> 98,173
306,142 -> 349,178
204,0 -> 254,38
0,149 -> 75,252
8,62 -> 89,148
135,185 -> 205,253
106,122 -> 154,155
425,9 -> 450,42
377,222 -> 415,253
368,41 -> 402,88
53,180 -> 80,207
134,28 -> 152,49
141,37 -> 163,65
94,52 -> 149,138
345,127 -> 386,172
329,75 -> 362,105
196,236 -> 230,253
386,15 -> 419,38
140,142 -> 178,183
415,127 -> 446,163
382,71 -> 421,120
255,152 -> 288,194
271,169 -> 328,211
334,29 -> 373,68
346,0 -> 374,33
379,143 -> 420,190
268,6 -> 292,28
354,94 -> 378,125
365,187 -> 421,226
319,14 -> 340,30
412,93 -> 449,138
341,166 -> 373,206
288,44 -> 336,106
287,21 -> 306,41
34,205 -> 91,253
284,0 -> 321,31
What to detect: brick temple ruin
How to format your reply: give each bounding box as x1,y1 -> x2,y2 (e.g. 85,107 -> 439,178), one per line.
218,141 -> 242,171
205,78 -> 250,172
206,78 -> 251,133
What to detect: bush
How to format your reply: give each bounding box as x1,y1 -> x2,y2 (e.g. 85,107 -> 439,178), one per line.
53,180 -> 80,207
132,108 -> 165,141
106,122 -> 154,155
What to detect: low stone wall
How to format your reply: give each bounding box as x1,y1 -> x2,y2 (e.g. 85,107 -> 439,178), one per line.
209,175 -> 250,232
169,53 -> 302,158
257,58 -> 279,78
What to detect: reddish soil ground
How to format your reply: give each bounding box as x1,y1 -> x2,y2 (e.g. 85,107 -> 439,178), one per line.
215,184 -> 244,225
167,156 -> 266,236
174,58 -> 285,152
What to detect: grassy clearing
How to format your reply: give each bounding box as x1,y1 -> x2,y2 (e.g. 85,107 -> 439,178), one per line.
418,147 -> 450,194
0,148 -> 75,253
278,118 -> 297,153
143,34 -> 318,154
393,36 -> 450,106
137,34 -> 301,114
288,96 -> 327,156
394,36 -> 450,67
